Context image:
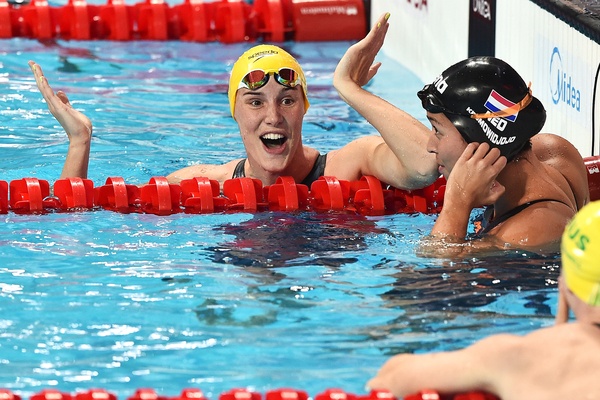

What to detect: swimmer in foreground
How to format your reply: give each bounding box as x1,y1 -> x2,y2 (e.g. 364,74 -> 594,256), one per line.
29,13 -> 439,190
415,57 -> 589,256
367,200 -> 600,399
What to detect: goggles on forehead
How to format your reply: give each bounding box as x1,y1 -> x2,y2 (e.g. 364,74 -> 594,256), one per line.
418,83 -> 533,119
238,68 -> 301,91
417,85 -> 467,116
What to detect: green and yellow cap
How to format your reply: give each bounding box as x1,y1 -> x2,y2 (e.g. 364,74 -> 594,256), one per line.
561,200 -> 600,306
228,44 -> 309,119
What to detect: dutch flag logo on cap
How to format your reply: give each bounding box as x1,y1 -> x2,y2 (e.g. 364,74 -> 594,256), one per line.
484,90 -> 519,122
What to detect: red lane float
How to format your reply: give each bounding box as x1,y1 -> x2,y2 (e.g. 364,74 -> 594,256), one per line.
0,175 -> 446,216
0,388 -> 500,400
404,390 -> 500,400
0,0 -> 367,42
3,152 -> 599,216
585,155 -> 600,202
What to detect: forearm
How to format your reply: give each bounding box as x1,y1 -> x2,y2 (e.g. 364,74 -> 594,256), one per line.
368,352 -> 486,398
430,197 -> 472,239
60,136 -> 91,179
416,192 -> 474,258
336,82 -> 438,186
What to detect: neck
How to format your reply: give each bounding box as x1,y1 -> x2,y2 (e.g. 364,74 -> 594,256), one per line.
246,146 -> 319,186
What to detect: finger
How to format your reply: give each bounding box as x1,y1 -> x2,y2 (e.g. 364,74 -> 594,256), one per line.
372,14 -> 389,42
30,62 -> 45,83
56,91 -> 71,106
376,12 -> 390,30
36,75 -> 57,103
459,142 -> 480,161
367,62 -> 382,81
473,142 -> 491,158
366,12 -> 389,42
491,154 -> 507,170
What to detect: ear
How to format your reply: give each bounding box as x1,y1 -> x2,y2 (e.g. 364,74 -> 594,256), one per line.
555,275 -> 570,324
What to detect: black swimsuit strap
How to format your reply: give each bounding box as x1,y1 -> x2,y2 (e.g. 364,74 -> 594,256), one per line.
480,198 -> 572,234
232,159 -> 246,179
300,153 -> 327,186
230,154 -> 327,186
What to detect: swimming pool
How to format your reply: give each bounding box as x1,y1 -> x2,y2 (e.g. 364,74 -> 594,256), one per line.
0,37 -> 561,398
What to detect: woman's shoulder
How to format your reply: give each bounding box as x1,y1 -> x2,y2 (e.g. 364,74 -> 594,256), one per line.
532,133 -> 590,208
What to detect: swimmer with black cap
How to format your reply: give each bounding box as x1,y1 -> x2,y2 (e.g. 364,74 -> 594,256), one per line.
367,201 -> 600,399
418,57 -> 546,161
417,56 -> 589,256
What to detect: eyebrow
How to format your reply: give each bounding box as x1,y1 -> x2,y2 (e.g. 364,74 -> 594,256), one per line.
241,86 -> 299,97
426,113 -> 442,125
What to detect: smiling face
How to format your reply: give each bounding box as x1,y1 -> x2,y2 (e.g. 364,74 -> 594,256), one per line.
426,112 -> 468,179
234,77 -> 306,177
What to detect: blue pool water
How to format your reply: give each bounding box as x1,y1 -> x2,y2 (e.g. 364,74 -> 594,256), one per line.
0,37 -> 561,398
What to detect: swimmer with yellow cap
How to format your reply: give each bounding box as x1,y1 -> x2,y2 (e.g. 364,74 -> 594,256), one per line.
367,200 -> 600,400
228,44 -> 309,119
29,12 -> 440,191
557,200 -> 600,323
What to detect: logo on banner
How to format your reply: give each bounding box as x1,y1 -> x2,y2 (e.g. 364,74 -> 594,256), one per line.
483,90 -> 519,122
549,46 -> 581,111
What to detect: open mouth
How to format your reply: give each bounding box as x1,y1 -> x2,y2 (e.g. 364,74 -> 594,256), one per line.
260,133 -> 288,149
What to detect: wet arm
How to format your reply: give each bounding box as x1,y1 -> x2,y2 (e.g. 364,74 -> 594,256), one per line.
29,61 -> 92,179
333,12 -> 438,189
366,334 -> 519,398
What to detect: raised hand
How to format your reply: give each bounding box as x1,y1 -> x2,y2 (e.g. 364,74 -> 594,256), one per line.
333,12 -> 390,94
446,142 -> 507,209
29,61 -> 92,178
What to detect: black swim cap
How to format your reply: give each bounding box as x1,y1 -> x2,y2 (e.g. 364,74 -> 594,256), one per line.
417,56 -> 546,161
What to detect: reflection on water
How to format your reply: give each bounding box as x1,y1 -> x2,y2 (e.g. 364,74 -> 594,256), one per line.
381,252 -> 559,313
208,212 -> 388,270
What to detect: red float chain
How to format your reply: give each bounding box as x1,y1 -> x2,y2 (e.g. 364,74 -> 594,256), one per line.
2,154 -> 599,215
0,387 -> 500,400
0,175 -> 447,216
0,0 -> 367,42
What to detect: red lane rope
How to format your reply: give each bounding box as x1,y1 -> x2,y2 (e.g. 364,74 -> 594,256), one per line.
2,154 -> 598,215
0,0 -> 367,42
0,175 -> 447,215
0,387 -> 501,400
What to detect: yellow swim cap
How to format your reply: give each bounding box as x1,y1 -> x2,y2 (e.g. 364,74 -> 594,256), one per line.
228,44 -> 309,119
561,200 -> 600,306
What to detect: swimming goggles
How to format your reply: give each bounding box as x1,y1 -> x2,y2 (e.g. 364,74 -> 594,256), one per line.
418,82 -> 533,119
238,68 -> 301,91
417,86 -> 467,116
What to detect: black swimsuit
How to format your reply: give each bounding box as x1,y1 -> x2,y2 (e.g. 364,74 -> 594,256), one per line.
477,198 -> 573,235
232,153 -> 328,187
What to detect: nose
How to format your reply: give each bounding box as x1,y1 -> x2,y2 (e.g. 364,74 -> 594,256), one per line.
426,132 -> 438,154
264,101 -> 284,125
